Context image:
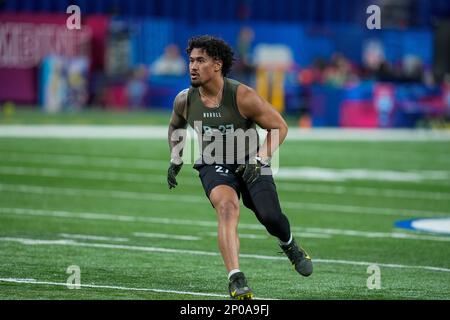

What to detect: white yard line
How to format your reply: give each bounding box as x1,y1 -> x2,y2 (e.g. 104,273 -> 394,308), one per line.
0,165 -> 448,201
204,232 -> 268,240
2,148 -> 449,170
277,182 -> 450,201
287,128 -> 450,141
1,207 -> 450,242
0,237 -> 449,273
0,207 -> 220,227
0,152 -> 166,169
0,126 -> 169,139
1,125 -> 450,141
0,166 -> 167,183
59,233 -> 129,242
133,232 -> 201,241
277,167 -> 450,183
0,183 -> 447,218
0,277 -> 231,299
204,232 -> 330,239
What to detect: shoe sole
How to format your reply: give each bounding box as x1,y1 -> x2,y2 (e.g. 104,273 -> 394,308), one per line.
231,292 -> 254,300
293,261 -> 313,277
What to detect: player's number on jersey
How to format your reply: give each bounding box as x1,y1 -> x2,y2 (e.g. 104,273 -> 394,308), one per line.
215,166 -> 229,174
203,124 -> 234,135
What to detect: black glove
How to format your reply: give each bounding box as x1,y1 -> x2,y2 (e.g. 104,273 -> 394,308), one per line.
167,160 -> 183,189
235,157 -> 269,185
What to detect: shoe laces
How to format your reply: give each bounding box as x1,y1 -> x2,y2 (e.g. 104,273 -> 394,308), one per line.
279,242 -> 305,262
232,275 -> 248,289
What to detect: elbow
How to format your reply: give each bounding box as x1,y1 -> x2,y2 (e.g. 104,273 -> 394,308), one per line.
282,121 -> 288,139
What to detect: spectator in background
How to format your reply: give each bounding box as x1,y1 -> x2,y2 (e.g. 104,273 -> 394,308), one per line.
151,44 -> 187,76
323,53 -> 358,87
401,54 -> 423,83
362,39 -> 385,76
375,60 -> 397,82
66,57 -> 89,110
300,54 -> 359,88
126,65 -> 148,109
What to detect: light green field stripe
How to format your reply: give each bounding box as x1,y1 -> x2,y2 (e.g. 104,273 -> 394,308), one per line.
0,183 -> 447,217
2,148 -> 450,169
0,278 -> 231,299
1,237 -> 449,273
0,165 -> 448,200
2,207 -> 450,242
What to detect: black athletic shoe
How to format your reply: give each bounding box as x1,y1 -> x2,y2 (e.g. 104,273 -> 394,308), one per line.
280,238 -> 313,277
228,272 -> 254,300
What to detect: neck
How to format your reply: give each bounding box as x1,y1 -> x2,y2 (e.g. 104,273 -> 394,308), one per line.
200,76 -> 224,97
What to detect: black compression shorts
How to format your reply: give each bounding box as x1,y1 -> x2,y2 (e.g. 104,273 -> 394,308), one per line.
193,163 -> 278,211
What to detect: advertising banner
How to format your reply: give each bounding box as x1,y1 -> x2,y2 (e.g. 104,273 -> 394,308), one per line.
0,13 -> 108,104
40,56 -> 89,112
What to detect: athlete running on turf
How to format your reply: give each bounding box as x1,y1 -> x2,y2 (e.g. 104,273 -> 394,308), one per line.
167,35 -> 312,300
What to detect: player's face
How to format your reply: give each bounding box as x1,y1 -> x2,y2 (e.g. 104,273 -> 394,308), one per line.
189,48 -> 222,87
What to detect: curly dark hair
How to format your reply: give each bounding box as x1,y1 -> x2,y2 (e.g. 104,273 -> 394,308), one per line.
186,35 -> 235,76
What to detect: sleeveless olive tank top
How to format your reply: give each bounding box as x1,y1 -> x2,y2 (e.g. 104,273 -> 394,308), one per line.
186,77 -> 258,164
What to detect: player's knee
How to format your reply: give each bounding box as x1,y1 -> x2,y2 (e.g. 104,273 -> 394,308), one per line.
216,200 -> 239,221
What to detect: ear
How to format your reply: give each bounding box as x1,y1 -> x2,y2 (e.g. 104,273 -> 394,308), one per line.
215,60 -> 222,72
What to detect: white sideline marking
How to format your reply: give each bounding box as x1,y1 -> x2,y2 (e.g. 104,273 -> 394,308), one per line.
287,128 -> 450,141
0,278 -> 231,299
0,126 -> 169,139
1,125 -> 450,141
292,232 -> 332,239
277,167 -> 450,182
0,152 -> 166,169
298,228 -> 450,242
1,237 -> 449,273
59,233 -> 129,242
0,165 -> 448,201
204,232 -> 331,239
133,232 -> 201,241
2,207 -> 450,242
204,232 -> 268,240
0,183 -> 448,218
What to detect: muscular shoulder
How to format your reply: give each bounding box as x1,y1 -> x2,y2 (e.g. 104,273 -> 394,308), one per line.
173,88 -> 189,119
236,84 -> 265,119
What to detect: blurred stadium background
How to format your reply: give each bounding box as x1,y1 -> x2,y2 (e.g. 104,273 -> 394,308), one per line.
0,0 -> 449,300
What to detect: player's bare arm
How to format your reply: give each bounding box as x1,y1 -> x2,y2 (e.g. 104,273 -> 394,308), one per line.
168,89 -> 188,162
236,84 -> 289,163
167,89 -> 188,189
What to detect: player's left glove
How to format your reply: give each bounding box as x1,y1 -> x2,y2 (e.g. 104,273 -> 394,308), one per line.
167,159 -> 183,189
235,156 -> 270,185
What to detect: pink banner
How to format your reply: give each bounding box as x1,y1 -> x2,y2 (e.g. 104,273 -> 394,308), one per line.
0,67 -> 36,103
0,13 -> 109,103
340,100 -> 378,128
0,13 -> 92,69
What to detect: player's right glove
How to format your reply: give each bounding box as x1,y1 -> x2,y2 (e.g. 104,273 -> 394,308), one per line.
167,159 -> 183,189
235,156 -> 270,185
